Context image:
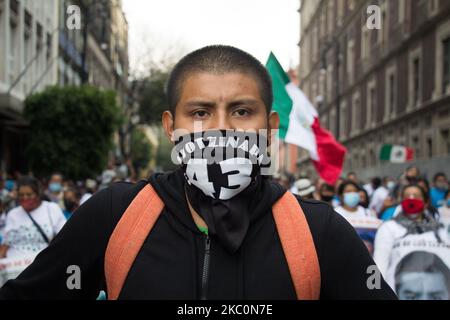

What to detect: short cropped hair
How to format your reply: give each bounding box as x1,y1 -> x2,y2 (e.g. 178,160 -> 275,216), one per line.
166,45 -> 273,114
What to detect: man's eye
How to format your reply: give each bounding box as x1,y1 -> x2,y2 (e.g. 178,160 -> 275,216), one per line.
233,108 -> 250,117
193,110 -> 209,118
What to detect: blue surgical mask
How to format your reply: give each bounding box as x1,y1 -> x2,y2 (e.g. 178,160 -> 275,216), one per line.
387,181 -> 395,190
343,192 -> 360,208
49,182 -> 62,193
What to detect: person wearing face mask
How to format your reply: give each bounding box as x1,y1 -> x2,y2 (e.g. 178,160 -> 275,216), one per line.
335,181 -> 381,254
318,183 -> 336,206
0,46 -> 396,300
62,188 -> 81,220
374,184 -> 450,299
45,173 -> 64,209
0,177 -> 66,259
430,173 -> 449,209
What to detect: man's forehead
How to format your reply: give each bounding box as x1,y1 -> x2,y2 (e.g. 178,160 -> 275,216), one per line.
179,72 -> 262,101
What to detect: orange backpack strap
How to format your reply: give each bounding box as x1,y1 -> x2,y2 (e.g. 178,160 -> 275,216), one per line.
272,191 -> 321,300
104,183 -> 164,300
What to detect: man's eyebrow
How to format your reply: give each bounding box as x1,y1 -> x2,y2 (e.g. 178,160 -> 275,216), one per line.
183,100 -> 216,108
228,98 -> 259,106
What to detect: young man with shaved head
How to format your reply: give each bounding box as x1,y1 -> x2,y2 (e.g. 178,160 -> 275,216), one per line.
0,45 -> 396,300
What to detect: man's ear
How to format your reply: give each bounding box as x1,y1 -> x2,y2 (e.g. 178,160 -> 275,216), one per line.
162,111 -> 174,143
267,111 -> 280,144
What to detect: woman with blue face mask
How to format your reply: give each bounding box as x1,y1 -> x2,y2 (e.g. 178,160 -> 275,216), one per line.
335,181 -> 381,255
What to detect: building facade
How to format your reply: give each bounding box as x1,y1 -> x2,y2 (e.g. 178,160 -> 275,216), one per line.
0,0 -> 130,174
0,0 -> 59,173
298,0 -> 450,181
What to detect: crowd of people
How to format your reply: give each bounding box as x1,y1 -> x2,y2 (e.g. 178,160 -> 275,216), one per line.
276,166 -> 450,300
0,160 -> 137,260
1,163 -> 450,299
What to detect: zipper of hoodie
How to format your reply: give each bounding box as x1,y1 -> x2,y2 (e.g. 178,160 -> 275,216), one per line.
200,235 -> 211,300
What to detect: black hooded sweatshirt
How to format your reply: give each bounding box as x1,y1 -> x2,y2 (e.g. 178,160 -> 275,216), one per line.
0,169 -> 397,300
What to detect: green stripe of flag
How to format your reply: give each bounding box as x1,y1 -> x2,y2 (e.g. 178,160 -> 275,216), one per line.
380,145 -> 392,161
266,53 -> 293,140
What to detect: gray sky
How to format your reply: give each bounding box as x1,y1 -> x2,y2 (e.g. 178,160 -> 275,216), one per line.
122,0 -> 300,75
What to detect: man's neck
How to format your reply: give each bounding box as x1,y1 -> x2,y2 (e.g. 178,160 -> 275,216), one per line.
185,191 -> 207,229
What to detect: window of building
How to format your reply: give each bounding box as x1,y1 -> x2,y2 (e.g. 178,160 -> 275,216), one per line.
349,0 -> 356,11
367,80 -> 377,128
24,10 -> 32,63
340,101 -> 347,140
322,113 -> 329,130
409,48 -> 422,109
443,37 -> 450,93
9,7 -> 18,84
328,0 -> 334,34
320,8 -> 326,40
379,3 -> 388,46
413,58 -> 420,105
347,39 -> 355,85
370,87 -> 376,125
36,23 -> 43,52
46,32 -> 52,61
327,64 -> 334,101
426,137 -> 433,159
369,148 -> 375,167
389,74 -> 395,113
337,0 -> 344,26
385,66 -> 397,121
362,24 -> 370,60
428,0 -> 439,16
440,129 -> 450,155
399,0 -> 406,23
361,154 -> 367,168
330,107 -> 337,137
352,93 -> 361,135
435,21 -> 450,97
412,136 -> 420,159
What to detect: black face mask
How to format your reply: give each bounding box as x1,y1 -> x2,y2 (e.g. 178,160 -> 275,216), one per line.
174,129 -> 270,252
64,199 -> 78,212
320,195 -> 334,203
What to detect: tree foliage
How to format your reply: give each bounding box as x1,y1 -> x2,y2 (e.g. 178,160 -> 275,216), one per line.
24,86 -> 123,180
137,69 -> 170,125
130,128 -> 152,174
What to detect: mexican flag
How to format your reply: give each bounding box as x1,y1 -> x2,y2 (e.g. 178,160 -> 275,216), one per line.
266,53 -> 347,185
380,144 -> 414,163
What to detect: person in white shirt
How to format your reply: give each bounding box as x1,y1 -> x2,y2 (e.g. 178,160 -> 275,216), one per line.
373,184 -> 450,299
335,181 -> 377,220
369,177 -> 395,216
335,181 -> 380,254
0,177 -> 66,259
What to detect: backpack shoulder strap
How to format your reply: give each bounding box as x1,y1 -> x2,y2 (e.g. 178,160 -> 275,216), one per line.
272,191 -> 321,300
104,183 -> 164,300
